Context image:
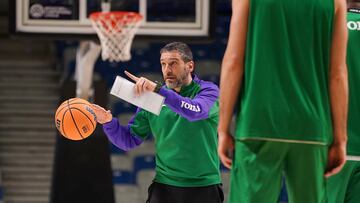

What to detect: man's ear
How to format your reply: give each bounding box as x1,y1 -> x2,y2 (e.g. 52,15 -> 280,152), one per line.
187,61 -> 195,73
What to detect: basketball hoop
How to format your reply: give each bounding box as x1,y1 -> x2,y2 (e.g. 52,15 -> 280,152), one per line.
90,11 -> 143,62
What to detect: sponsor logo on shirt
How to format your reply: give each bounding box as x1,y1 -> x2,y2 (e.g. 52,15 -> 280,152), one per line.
347,21 -> 360,31
181,101 -> 201,112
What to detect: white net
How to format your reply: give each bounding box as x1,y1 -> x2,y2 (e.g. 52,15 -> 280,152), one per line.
90,12 -> 143,62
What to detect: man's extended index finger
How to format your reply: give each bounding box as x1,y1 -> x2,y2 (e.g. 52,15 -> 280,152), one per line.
124,70 -> 139,82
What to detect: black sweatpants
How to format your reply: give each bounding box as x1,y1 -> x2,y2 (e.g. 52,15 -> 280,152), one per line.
146,182 -> 224,203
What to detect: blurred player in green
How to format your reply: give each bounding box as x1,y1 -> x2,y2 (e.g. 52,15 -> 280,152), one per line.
327,1 -> 360,202
218,0 -> 348,202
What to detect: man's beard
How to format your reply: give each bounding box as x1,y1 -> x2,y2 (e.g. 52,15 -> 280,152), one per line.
165,69 -> 189,89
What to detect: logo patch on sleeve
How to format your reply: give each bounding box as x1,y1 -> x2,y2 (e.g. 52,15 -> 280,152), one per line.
181,101 -> 201,112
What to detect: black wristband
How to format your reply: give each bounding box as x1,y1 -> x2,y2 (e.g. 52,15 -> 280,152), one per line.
154,81 -> 162,93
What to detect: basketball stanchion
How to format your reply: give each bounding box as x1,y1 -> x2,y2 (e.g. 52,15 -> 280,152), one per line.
55,98 -> 97,140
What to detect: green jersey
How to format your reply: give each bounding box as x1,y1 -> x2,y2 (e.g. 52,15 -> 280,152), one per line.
104,75 -> 221,187
347,9 -> 360,157
236,0 -> 335,144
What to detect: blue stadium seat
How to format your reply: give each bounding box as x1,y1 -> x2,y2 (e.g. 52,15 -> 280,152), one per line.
113,170 -> 135,184
133,155 -> 156,174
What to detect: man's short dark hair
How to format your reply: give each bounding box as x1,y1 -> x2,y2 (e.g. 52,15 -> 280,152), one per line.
160,42 -> 193,62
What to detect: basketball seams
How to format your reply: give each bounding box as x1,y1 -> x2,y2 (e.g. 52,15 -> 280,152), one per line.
70,107 -> 96,129
67,100 -> 84,139
55,102 -> 91,118
61,108 -> 70,139
55,102 -> 67,118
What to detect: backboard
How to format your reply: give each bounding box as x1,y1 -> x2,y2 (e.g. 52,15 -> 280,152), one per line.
10,0 -> 215,40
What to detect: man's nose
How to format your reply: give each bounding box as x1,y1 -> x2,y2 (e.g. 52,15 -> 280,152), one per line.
163,65 -> 172,73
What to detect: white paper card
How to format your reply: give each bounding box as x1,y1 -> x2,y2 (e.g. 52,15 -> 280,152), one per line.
110,76 -> 165,115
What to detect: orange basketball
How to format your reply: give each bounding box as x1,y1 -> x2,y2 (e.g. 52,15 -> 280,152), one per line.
55,98 -> 97,141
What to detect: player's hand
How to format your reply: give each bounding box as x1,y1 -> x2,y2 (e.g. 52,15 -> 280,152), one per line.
325,142 -> 346,178
125,71 -> 156,96
218,131 -> 234,169
91,104 -> 113,124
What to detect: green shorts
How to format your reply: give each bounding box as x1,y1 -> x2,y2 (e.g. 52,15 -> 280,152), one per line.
229,140 -> 328,203
327,160 -> 360,203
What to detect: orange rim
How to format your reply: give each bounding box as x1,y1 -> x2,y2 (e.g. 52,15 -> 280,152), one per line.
90,11 -> 143,24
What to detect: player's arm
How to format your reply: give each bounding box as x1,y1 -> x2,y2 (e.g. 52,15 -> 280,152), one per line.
92,104 -> 149,151
124,71 -> 219,122
157,83 -> 219,121
217,0 -> 249,168
325,0 -> 348,177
